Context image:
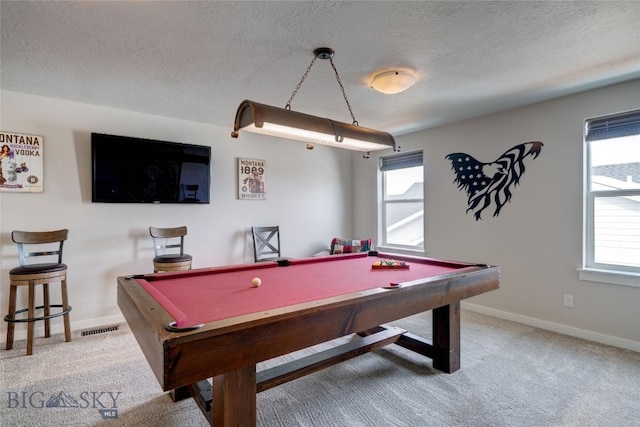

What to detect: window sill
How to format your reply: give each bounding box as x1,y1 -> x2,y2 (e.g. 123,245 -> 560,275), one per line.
578,268 -> 640,288
375,246 -> 425,257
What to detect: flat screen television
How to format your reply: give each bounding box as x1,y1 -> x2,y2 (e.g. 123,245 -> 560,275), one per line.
91,133 -> 211,203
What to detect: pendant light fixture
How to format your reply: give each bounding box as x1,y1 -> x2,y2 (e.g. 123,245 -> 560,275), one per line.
231,48 -> 398,157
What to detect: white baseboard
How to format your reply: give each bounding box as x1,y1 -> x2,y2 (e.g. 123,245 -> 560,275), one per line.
462,302 -> 640,353
4,307 -> 638,354
1,314 -> 126,343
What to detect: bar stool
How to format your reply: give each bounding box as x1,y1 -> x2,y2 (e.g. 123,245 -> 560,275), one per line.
4,229 -> 72,355
149,226 -> 193,272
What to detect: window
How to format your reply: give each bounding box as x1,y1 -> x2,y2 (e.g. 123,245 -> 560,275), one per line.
583,109 -> 640,283
380,151 -> 424,250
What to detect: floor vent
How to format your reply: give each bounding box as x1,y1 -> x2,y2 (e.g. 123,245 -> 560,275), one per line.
80,324 -> 120,337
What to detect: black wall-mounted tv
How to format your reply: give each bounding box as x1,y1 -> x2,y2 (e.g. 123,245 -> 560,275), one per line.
91,133 -> 211,204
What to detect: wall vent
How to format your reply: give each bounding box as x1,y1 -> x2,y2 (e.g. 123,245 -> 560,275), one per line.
80,324 -> 120,337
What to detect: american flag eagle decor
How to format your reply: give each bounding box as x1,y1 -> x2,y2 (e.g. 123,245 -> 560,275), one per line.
446,141 -> 543,220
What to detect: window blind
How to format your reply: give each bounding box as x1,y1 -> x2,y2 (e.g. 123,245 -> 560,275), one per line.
585,109 -> 640,141
379,150 -> 423,171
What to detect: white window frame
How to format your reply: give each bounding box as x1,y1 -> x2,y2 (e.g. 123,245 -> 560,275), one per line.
579,109 -> 640,288
379,151 -> 424,253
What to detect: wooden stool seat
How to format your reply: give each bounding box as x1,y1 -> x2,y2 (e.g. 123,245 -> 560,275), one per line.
10,263 -> 68,276
152,254 -> 193,272
4,229 -> 72,356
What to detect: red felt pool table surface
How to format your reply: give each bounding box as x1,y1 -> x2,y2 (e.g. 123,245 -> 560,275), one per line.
118,251 -> 499,427
135,252 -> 473,328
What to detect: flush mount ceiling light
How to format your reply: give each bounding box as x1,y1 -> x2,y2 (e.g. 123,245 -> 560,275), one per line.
370,70 -> 417,94
231,47 -> 398,157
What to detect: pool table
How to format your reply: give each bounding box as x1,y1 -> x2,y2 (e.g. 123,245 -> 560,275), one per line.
117,252 -> 499,426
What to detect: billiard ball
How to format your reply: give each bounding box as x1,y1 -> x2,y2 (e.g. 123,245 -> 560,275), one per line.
251,277 -> 262,287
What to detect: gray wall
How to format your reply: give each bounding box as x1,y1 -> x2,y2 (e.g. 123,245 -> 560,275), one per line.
2,80 -> 639,352
0,90 -> 355,336
354,79 -> 640,350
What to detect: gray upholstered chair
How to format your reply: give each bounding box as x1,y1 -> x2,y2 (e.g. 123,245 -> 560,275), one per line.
251,226 -> 287,262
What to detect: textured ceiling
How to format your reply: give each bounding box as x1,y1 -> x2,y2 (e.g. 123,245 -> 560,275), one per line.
2,1 -> 639,136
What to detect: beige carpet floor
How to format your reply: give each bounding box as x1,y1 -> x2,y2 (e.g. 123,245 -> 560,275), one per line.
1,311 -> 639,426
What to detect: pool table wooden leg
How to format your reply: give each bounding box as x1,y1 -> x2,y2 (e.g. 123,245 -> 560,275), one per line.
213,365 -> 257,427
170,381 -> 213,423
169,386 -> 191,402
432,302 -> 461,373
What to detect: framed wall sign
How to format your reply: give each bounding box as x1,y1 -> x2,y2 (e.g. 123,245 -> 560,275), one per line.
238,158 -> 266,200
0,131 -> 44,193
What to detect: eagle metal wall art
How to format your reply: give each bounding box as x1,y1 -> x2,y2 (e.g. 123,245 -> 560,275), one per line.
446,141 -> 543,220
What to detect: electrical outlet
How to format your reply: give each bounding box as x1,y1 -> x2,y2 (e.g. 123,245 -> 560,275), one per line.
563,294 -> 574,308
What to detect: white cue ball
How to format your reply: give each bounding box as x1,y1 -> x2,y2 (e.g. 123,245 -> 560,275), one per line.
251,277 -> 262,287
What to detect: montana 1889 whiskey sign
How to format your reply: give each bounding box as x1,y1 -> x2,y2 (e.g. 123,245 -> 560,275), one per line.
0,131 -> 44,193
238,158 -> 266,200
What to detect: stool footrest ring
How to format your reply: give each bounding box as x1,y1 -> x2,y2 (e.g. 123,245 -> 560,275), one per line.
4,305 -> 72,323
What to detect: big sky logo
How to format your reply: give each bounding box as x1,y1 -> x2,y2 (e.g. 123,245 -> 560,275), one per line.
6,390 -> 121,420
